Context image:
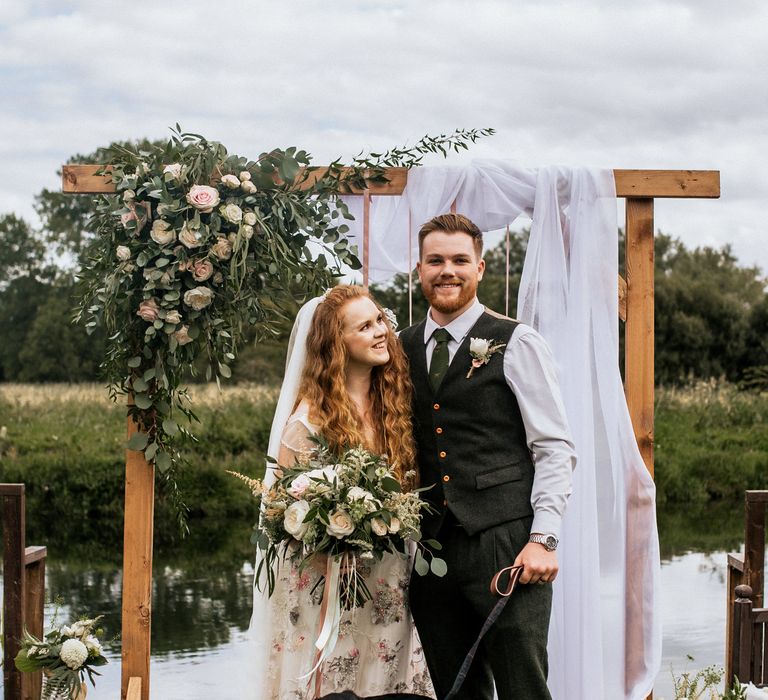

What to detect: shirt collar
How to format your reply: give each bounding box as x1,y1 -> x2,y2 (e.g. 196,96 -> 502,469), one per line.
423,297 -> 484,345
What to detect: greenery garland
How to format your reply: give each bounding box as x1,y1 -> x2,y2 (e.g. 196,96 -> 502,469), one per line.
75,126 -> 493,524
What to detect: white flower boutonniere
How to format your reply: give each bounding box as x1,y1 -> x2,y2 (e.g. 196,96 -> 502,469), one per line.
467,337 -> 506,378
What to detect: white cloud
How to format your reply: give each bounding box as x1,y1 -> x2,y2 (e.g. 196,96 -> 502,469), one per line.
1,0 -> 766,272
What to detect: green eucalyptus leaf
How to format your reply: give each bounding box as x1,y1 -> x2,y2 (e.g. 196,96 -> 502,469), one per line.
127,356 -> 142,368
126,432 -> 149,451
134,393 -> 153,409
163,419 -> 179,435
145,441 -> 159,461
414,550 -> 429,576
155,451 -> 172,473
430,557 -> 448,577
132,377 -> 148,392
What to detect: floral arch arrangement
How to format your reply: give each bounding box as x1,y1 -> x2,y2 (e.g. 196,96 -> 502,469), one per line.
76,126 -> 493,506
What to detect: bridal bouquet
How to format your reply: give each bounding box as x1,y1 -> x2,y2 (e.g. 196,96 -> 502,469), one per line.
230,440 -> 445,610
14,613 -> 108,699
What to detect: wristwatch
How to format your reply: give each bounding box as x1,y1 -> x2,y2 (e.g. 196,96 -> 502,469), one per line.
529,533 -> 558,552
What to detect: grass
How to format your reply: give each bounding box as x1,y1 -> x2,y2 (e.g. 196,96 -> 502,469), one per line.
1,380 -> 767,557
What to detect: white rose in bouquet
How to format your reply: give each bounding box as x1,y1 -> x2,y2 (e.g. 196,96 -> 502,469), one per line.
239,171 -> 252,181
60,638 -> 89,670
242,225 -> 254,239
123,189 -> 136,202
347,486 -> 379,511
327,510 -> 355,538
469,337 -> 490,356
186,185 -> 220,213
183,286 -> 214,310
241,180 -> 257,194
387,516 -> 401,534
371,517 -> 388,536
284,500 -> 311,539
243,212 -> 257,226
83,635 -> 103,656
288,473 -> 312,498
116,245 -> 131,261
151,219 -> 176,246
220,203 -> 243,224
221,174 -> 240,189
305,466 -> 339,493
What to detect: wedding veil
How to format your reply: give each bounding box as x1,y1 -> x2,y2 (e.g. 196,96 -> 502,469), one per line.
247,294 -> 325,700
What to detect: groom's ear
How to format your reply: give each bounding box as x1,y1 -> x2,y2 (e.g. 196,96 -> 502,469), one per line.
477,257 -> 486,281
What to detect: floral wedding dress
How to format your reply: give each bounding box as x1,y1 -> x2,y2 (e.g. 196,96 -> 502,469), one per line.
261,401 -> 435,700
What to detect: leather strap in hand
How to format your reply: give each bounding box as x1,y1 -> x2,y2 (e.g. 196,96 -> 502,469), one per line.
444,565 -> 525,699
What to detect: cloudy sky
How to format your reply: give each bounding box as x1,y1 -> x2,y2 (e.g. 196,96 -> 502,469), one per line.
2,0 -> 766,274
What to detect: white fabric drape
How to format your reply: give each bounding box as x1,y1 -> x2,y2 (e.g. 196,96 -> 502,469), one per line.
342,161 -> 661,700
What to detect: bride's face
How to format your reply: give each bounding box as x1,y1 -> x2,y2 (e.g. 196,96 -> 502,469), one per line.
340,297 -> 390,369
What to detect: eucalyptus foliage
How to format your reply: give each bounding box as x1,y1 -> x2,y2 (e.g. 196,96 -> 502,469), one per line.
75,126 -> 493,521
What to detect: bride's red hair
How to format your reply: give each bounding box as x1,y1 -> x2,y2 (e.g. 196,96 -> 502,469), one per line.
297,285 -> 417,488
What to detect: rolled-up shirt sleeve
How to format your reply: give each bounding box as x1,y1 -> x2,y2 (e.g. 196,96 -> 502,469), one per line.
503,325 -> 576,539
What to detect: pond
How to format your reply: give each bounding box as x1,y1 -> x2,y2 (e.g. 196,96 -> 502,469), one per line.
0,501 -> 755,699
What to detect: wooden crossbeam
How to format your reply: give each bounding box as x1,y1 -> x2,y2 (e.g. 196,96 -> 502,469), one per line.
62,164 -> 721,199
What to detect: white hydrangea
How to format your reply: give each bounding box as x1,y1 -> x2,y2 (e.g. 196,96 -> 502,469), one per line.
60,638 -> 89,669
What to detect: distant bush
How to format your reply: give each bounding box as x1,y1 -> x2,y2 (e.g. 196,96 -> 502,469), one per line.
655,380 -> 768,504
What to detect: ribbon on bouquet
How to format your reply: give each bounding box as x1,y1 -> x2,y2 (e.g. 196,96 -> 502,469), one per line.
299,554 -> 344,697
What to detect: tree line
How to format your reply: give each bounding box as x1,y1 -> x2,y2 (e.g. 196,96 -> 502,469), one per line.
1,141 -> 766,387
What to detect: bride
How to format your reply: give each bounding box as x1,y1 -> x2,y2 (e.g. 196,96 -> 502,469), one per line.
249,285 -> 435,700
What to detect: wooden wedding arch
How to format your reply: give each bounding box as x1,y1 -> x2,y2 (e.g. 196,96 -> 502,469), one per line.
59,164 -> 720,700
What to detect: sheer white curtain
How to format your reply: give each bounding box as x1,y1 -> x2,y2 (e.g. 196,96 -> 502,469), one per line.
343,161 -> 661,700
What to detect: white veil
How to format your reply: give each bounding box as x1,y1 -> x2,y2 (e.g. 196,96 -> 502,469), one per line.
247,294 -> 325,700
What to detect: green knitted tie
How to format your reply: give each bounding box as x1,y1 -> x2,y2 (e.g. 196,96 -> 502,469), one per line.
429,328 -> 452,392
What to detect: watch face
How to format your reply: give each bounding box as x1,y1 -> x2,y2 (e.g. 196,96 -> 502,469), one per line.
545,536 -> 557,550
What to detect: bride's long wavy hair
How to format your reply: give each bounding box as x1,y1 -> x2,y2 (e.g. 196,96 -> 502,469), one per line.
297,285 -> 417,487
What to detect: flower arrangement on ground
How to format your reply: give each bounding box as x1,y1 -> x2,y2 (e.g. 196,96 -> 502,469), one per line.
230,439 -> 446,610
14,613 -> 108,700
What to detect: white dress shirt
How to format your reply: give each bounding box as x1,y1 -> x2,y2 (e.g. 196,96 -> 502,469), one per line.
423,297 -> 576,539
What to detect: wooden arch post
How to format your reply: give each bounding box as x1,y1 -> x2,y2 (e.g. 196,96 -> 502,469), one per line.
63,165 -> 719,699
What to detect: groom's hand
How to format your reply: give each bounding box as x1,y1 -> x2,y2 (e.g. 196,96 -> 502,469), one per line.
513,543 -> 559,584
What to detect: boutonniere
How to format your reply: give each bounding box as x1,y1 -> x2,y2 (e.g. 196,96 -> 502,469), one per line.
466,337 -> 506,378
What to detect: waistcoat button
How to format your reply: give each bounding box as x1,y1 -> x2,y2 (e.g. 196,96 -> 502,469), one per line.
439,451 -> 447,458
435,427 -> 443,434
433,403 -> 440,410
442,475 -> 450,482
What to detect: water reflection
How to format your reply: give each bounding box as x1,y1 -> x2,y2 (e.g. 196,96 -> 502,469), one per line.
0,501 -> 758,699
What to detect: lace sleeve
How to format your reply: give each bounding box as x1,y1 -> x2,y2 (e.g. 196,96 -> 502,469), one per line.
277,415 -> 316,467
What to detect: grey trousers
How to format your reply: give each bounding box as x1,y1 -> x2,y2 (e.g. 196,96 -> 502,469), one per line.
409,513 -> 552,700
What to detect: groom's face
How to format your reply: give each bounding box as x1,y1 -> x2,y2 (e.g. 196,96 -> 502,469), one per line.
417,230 -> 485,315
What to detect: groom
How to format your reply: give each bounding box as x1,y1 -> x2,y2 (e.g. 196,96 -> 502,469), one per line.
401,214 -> 576,700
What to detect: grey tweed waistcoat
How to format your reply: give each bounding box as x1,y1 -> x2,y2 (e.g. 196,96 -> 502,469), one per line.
400,310 -> 535,538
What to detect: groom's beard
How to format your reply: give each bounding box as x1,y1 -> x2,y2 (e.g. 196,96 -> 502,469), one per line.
423,277 -> 477,315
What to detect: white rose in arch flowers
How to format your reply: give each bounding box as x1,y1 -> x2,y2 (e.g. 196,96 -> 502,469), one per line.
183,286 -> 214,311
165,310 -> 182,325
151,219 -> 176,246
239,171 -> 252,181
211,237 -> 233,260
220,203 -> 243,224
221,174 -> 240,189
326,509 -> 355,538
163,163 -> 183,179
179,224 -> 203,249
284,500 -> 311,539
116,245 -> 131,261
191,259 -> 214,282
186,185 -> 220,213
173,325 -> 193,345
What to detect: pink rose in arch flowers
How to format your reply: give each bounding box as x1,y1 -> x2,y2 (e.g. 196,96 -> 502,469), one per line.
136,298 -> 160,323
186,185 -> 220,213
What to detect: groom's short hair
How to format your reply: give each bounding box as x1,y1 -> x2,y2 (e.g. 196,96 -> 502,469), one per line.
418,213 -> 483,259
